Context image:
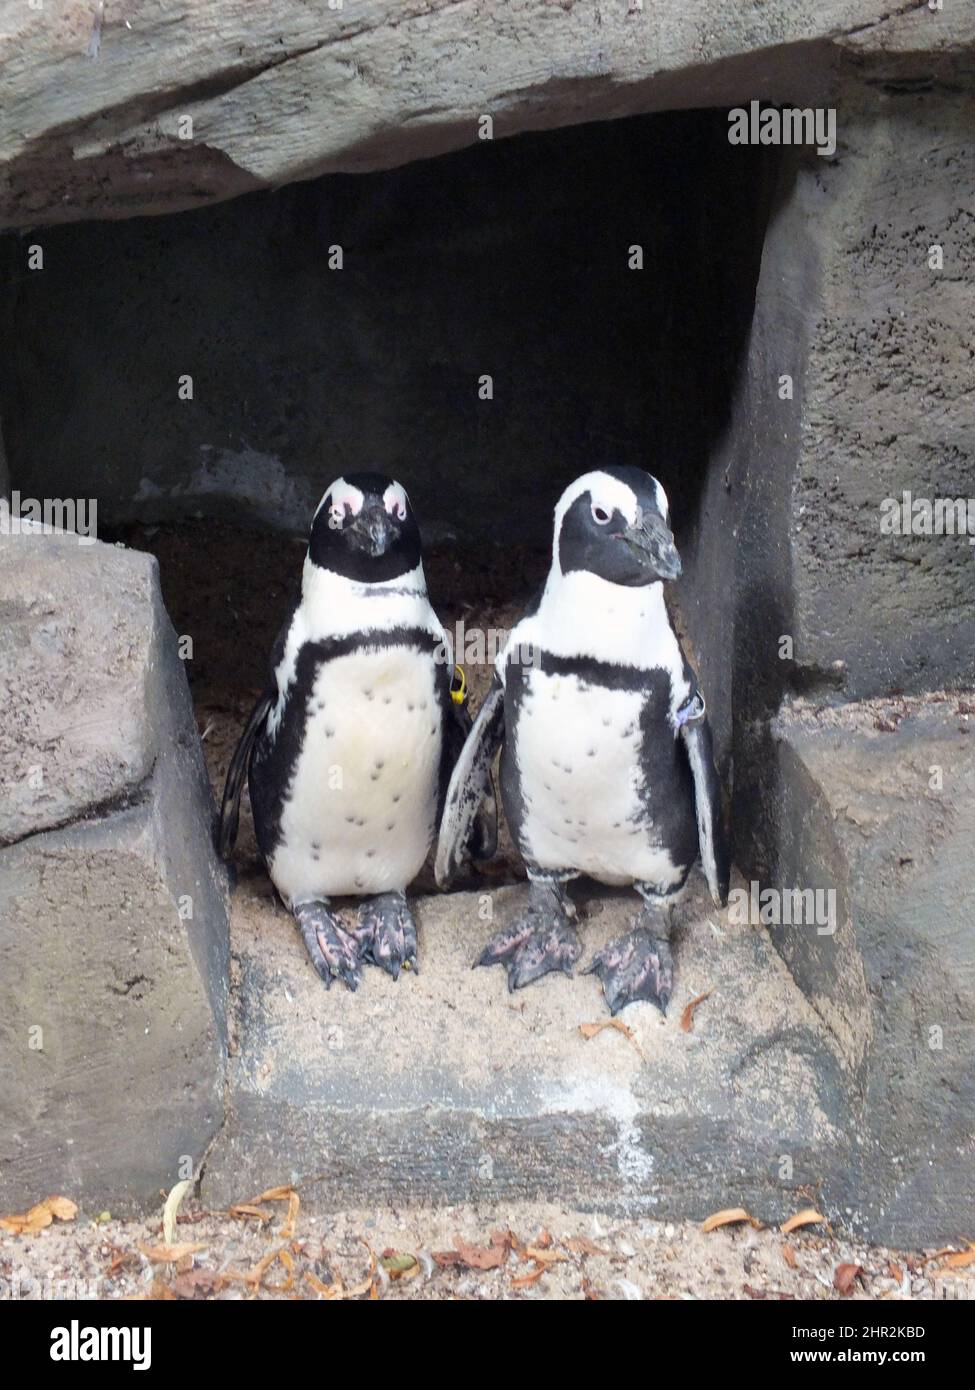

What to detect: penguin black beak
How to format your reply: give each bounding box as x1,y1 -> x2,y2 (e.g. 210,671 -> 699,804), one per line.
623,508 -> 682,582
349,502 -> 396,558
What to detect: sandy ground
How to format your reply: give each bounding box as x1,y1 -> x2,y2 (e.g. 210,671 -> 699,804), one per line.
3,1197 -> 974,1302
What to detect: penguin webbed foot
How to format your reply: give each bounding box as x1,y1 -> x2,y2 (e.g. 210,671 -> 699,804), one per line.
293,901 -> 362,991
584,926 -> 673,1017
355,891 -> 418,981
476,882 -> 581,991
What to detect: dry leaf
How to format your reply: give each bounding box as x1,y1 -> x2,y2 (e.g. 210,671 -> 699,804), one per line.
162,1179 -> 193,1245
523,1246 -> 567,1266
148,1276 -> 177,1301
265,1247 -> 295,1292
304,1270 -> 338,1299
0,1195 -> 78,1235
454,1234 -> 507,1270
43,1196 -> 78,1222
834,1262 -> 864,1294
780,1209 -> 826,1235
282,1189 -> 300,1239
938,1243 -> 975,1270
701,1207 -> 760,1233
172,1269 -> 223,1299
888,1262 -> 903,1283
680,989 -> 713,1032
782,1244 -> 798,1270
511,1265 -> 546,1288
251,1184 -> 295,1203
565,1237 -> 611,1257
228,1204 -> 272,1223
579,1018 -> 645,1059
432,1249 -> 464,1268
138,1240 -> 207,1264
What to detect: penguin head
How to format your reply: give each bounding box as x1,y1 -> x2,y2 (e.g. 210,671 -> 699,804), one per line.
552,467 -> 681,587
308,472 -> 422,582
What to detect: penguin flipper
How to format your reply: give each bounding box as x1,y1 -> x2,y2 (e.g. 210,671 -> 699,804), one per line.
217,691 -> 273,860
445,699 -> 499,865
679,699 -> 730,908
435,675 -> 505,888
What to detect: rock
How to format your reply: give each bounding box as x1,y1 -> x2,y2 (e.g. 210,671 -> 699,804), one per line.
743,694 -> 975,1247
678,81 -> 975,783
2,533 -> 166,844
0,532 -> 229,1213
202,877 -> 857,1226
2,1 -> 972,230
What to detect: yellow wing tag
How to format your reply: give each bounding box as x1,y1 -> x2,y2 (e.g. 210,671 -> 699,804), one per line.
450,664 -> 467,705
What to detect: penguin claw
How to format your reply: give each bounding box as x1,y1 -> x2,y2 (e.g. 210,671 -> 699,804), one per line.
478,918 -> 581,990
585,927 -> 673,1016
475,919 -> 535,969
293,903 -> 361,992
355,892 -> 419,981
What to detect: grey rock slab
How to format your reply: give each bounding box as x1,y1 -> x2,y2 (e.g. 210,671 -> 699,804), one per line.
746,694 -> 975,1247
2,1 -> 972,229
1,534 -> 161,845
0,532 -> 229,1212
203,875 -> 854,1222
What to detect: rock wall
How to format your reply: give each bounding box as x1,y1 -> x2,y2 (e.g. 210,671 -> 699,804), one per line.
2,1 -> 970,231
0,533 -> 229,1212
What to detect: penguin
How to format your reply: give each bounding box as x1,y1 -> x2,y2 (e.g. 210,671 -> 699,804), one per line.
218,472 -> 495,990
435,466 -> 729,1015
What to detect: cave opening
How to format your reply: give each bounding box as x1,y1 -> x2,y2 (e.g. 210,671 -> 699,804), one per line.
1,108 -> 782,874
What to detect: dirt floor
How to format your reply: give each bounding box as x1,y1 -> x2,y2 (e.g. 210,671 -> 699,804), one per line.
3,1195 -> 974,1301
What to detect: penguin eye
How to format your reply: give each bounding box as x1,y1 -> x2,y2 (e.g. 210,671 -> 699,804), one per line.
591,505 -> 611,525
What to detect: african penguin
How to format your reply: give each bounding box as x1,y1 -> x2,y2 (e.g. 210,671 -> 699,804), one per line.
219,472 -> 495,990
436,466 -> 729,1015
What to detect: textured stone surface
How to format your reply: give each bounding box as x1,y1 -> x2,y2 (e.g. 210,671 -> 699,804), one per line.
1,1 -> 971,231
677,85 -> 975,786
743,694 -> 975,1247
0,533 -> 229,1212
1,535 -> 161,844
203,876 -> 856,1225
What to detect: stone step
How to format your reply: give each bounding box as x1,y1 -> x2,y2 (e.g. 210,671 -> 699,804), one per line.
202,873 -> 853,1224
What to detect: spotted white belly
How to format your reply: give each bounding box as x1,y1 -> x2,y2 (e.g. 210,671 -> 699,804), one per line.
269,645 -> 442,904
514,669 -> 682,889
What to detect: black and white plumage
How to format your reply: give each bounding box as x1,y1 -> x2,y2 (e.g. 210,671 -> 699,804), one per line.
436,466 -> 729,1015
219,472 -> 494,990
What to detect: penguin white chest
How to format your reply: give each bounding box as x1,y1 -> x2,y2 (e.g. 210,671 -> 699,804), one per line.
270,644 -> 442,904
512,669 -> 680,888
